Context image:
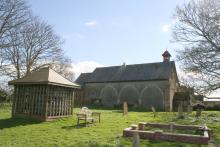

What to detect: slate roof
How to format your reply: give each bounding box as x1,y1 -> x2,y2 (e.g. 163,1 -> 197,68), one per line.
8,67 -> 80,88
75,73 -> 92,85
75,61 -> 178,84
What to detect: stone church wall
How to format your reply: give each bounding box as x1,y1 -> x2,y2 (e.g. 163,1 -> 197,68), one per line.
169,70 -> 179,111
83,80 -> 173,111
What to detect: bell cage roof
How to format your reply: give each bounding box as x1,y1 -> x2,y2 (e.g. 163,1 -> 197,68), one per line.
8,67 -> 80,88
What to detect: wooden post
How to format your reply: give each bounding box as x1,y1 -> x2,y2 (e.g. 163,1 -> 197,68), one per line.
123,101 -> 128,116
132,132 -> 140,147
20,85 -> 24,114
71,90 -> 74,115
17,86 -> 21,114
67,88 -> 70,115
26,86 -> 30,115
58,87 -> 61,116
69,89 -> 72,115
39,86 -> 42,117
30,86 -> 34,116
62,87 -> 65,116
66,88 -> 69,115
59,87 -> 62,116
55,87 -> 58,116
19,85 -> 22,114
49,86 -> 52,117
21,86 -> 24,113
36,85 -> 40,115
54,86 -> 56,116
60,87 -> 62,116
21,86 -> 25,114
34,86 -> 37,115
33,86 -> 37,115
12,85 -> 18,117
28,86 -> 31,115
41,85 -> 44,117
44,85 -> 48,120
50,86 -> 55,116
15,86 -> 19,115
60,87 -> 65,116
21,85 -> 25,114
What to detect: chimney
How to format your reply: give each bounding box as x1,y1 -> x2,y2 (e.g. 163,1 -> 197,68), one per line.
162,50 -> 171,62
121,62 -> 126,70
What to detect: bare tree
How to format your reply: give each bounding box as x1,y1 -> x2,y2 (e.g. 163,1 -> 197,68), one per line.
0,0 -> 74,81
20,17 -> 63,76
0,16 -> 74,81
49,57 -> 75,81
0,26 -> 23,78
173,0 -> 220,94
0,0 -> 30,49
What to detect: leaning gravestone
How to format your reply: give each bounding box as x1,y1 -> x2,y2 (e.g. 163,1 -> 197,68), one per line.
123,101 -> 128,116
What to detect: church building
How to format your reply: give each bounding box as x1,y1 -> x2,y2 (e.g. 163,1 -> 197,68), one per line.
75,50 -> 181,111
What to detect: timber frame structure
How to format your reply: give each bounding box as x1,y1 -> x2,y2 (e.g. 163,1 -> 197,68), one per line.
8,67 -> 80,121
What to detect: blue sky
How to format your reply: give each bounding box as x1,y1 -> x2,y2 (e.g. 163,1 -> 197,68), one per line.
28,0 -> 185,74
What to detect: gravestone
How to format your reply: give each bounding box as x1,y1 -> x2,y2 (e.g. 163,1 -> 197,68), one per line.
193,103 -> 205,118
151,106 -> 156,118
177,102 -> 184,119
196,109 -> 202,117
123,101 -> 128,115
187,105 -> 192,114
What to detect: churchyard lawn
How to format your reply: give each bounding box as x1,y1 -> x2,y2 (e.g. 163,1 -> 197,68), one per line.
0,104 -> 219,146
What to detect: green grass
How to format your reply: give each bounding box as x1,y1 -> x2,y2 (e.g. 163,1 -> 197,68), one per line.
0,105 -> 220,147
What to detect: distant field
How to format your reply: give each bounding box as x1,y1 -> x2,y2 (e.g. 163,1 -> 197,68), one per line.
0,105 -> 219,147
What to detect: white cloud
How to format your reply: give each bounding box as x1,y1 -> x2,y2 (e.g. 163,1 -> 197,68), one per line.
162,24 -> 171,32
72,61 -> 104,78
84,20 -> 98,27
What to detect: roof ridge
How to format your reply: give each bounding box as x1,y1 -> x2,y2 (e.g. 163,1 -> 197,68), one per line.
8,67 -> 80,88
80,72 -> 93,75
95,61 -> 175,70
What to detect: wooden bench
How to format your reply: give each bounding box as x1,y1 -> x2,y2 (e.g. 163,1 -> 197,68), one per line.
77,113 -> 94,125
76,107 -> 101,125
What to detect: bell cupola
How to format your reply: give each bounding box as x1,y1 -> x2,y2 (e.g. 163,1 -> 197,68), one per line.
162,50 -> 171,62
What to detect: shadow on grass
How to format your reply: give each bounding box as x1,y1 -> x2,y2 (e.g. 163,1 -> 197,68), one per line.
61,123 -> 96,130
0,117 -> 41,129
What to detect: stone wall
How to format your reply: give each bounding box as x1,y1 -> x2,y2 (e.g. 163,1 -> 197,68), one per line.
169,69 -> 179,111
83,80 -> 175,111
123,123 -> 210,145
